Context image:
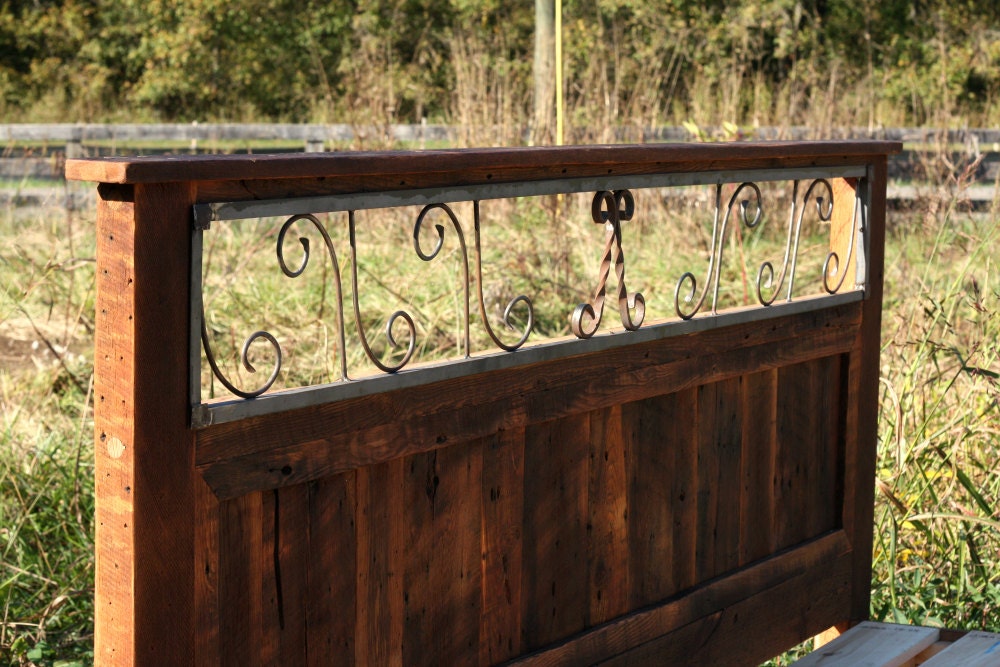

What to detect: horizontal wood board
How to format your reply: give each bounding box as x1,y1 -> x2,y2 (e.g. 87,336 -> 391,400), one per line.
792,622 -> 940,667
66,141 -> 900,186
919,631 -> 1000,666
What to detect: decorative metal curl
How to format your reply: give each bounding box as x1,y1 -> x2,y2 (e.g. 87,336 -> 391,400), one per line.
675,182 -> 762,320
755,179 -> 834,306
202,213 -> 348,398
349,211 -> 417,373
473,201 -> 534,351
201,325 -> 282,399
413,203 -> 471,358
572,190 -> 645,339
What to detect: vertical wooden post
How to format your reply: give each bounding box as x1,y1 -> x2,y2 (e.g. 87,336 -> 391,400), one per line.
93,182 -> 198,664
844,159 -> 888,623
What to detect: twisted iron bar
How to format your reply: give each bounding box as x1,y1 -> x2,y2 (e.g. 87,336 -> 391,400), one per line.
473,201 -> 534,351
675,182 -> 763,320
572,190 -> 645,339
755,179 -> 835,306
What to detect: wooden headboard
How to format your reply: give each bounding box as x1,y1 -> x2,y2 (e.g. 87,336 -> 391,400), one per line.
68,140 -> 897,665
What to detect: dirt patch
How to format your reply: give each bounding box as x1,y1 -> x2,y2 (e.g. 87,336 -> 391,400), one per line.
0,317 -> 89,373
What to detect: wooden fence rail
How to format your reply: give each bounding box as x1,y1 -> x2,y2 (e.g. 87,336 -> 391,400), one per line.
67,140 -> 897,665
10,122 -> 1000,146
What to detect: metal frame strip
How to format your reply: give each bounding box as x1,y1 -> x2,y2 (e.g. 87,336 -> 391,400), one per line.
191,291 -> 863,428
193,165 -> 869,227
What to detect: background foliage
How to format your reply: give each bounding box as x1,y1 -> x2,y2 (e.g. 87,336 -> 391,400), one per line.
2,0 -> 1000,130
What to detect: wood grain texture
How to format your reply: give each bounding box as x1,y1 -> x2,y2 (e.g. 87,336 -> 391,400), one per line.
82,145 -> 892,665
594,547 -> 853,667
587,405 -> 629,626
194,476 -> 221,666
919,630 -> 1000,667
509,531 -> 852,667
402,442 -> 483,665
480,428 -> 525,664
522,415 -> 591,651
66,141 -> 901,185
846,158 -> 888,622
695,377 -> 743,582
355,458 -> 405,666
740,369 -> 777,566
792,622 -> 939,667
273,484 -> 309,662
93,191 -> 137,665
305,472 -> 357,666
94,182 -> 198,665
218,492 -> 268,667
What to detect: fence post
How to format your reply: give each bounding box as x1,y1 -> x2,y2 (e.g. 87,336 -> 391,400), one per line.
66,126 -> 85,159
93,182 -> 199,664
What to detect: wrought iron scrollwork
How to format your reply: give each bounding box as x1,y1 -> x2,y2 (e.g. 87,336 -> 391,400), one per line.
349,210 -> 418,373
199,175 -> 863,404
201,213 -> 348,397
474,201 -> 534,351
572,190 -> 645,338
675,182 -> 763,320
753,178 -> 856,306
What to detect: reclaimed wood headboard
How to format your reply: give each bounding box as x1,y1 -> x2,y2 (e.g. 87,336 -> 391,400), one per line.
68,140 -> 897,665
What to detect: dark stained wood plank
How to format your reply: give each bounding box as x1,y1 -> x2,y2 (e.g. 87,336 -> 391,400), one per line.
739,369 -> 777,566
847,157 -> 888,622
194,477 -> 221,666
197,299 -> 861,467
66,141 -> 901,185
622,397 -> 666,611
219,492 -> 271,667
480,427 -> 526,665
273,484 -> 309,662
196,302 -> 863,500
773,361 -> 817,551
594,545 -> 853,667
355,459 -> 405,666
771,355 -> 845,552
588,405 -> 629,626
507,531 -> 851,667
522,415 -> 591,650
669,392 -> 700,596
695,377 -> 743,582
624,390 -> 698,610
808,354 -> 844,538
402,443 -> 483,665
305,472 -> 357,665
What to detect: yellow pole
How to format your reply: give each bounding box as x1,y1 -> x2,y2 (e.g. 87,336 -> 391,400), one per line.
555,0 -> 563,146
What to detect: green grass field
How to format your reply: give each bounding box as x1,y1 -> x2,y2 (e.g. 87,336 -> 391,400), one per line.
1,171 -> 998,665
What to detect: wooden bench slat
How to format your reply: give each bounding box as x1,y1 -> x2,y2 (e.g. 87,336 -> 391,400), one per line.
793,622 -> 939,667
918,631 -> 1000,666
